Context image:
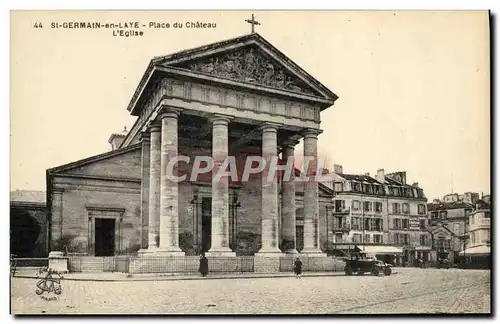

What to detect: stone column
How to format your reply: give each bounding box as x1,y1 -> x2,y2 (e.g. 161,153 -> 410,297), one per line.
139,132 -> 150,249
281,140 -> 299,254
158,108 -> 184,255
256,123 -> 282,255
48,187 -> 68,272
207,114 -> 235,256
50,187 -> 64,252
301,128 -> 325,256
145,123 -> 161,251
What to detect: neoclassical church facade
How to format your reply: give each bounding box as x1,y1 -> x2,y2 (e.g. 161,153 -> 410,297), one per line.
46,33 -> 339,261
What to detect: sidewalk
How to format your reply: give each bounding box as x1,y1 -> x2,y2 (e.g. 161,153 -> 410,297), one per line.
12,268 -> 405,282
13,269 -> 348,282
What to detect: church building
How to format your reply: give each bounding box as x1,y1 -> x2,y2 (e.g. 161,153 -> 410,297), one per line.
46,32 -> 339,271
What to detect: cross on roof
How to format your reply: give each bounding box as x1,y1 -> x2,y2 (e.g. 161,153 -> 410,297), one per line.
245,14 -> 261,33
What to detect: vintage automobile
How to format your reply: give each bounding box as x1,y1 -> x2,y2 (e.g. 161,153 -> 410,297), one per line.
343,252 -> 392,276
436,258 -> 452,269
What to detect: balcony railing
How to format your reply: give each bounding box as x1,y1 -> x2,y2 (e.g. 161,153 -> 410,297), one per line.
332,207 -> 350,214
350,225 -> 383,232
332,224 -> 350,231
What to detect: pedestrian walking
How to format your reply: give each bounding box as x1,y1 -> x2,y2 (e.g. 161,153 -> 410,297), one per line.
199,254 -> 208,277
294,257 -> 302,279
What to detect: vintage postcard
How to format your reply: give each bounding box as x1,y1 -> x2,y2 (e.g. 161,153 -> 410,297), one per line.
9,10 -> 491,315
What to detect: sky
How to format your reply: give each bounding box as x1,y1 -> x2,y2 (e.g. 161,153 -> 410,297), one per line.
10,10 -> 490,201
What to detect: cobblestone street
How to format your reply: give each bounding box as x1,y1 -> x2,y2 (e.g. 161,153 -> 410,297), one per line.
10,268 -> 490,315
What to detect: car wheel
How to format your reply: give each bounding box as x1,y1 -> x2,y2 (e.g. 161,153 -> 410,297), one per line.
383,267 -> 392,276
371,267 -> 380,276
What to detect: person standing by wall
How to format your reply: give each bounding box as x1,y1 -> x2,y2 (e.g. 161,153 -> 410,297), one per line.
199,254 -> 208,277
294,257 -> 303,279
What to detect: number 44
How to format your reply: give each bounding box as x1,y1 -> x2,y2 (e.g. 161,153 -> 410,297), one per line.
33,22 -> 43,28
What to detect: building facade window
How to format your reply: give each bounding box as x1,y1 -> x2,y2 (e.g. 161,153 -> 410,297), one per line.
333,182 -> 344,192
353,233 -> 362,243
418,204 -> 426,215
363,201 -> 372,212
439,211 -> 448,219
375,202 -> 383,212
352,217 -> 360,230
419,219 -> 427,230
403,234 -> 410,245
420,235 -> 428,246
373,218 -> 383,231
352,200 -> 360,211
394,219 -> 401,229
364,234 -> 370,243
352,182 -> 361,192
392,203 -> 401,214
471,232 -> 476,245
431,211 -> 439,219
402,203 -> 410,214
373,234 -> 383,243
402,219 -> 409,229
334,199 -> 346,212
335,233 -> 343,243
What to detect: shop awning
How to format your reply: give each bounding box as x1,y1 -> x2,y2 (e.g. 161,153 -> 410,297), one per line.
357,245 -> 403,255
460,245 -> 490,256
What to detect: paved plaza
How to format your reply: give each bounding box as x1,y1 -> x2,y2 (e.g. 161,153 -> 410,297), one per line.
11,268 -> 490,315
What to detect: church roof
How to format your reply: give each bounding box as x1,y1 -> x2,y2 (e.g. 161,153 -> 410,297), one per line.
427,201 -> 474,211
47,143 -> 141,175
10,190 -> 46,205
127,33 -> 339,116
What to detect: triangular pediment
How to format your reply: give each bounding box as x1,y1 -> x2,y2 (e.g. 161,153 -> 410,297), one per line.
171,45 -> 321,96
152,33 -> 338,102
430,225 -> 455,238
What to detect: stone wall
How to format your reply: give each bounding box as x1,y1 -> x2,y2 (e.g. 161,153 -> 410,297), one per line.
51,179 -> 141,254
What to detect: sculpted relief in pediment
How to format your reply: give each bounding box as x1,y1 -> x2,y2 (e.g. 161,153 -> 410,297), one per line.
175,47 -> 316,95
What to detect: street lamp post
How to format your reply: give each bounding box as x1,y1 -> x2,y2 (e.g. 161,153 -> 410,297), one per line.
326,205 -> 330,248
190,190 -> 202,255
229,190 -> 241,251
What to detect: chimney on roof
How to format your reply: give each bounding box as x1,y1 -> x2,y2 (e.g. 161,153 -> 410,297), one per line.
333,164 -> 343,174
412,182 -> 419,187
376,169 -> 385,183
108,126 -> 128,150
365,172 -> 370,176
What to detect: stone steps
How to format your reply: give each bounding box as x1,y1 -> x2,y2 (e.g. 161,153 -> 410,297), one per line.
80,257 -> 105,272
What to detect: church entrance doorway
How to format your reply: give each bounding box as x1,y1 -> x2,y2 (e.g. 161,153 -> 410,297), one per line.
95,218 -> 115,256
201,197 -> 212,254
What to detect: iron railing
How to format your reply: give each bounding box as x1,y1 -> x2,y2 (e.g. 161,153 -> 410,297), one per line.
279,256 -> 344,272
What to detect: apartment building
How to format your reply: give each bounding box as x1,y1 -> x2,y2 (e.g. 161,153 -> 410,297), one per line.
463,197 -> 490,268
427,194 -> 475,263
326,165 -> 430,264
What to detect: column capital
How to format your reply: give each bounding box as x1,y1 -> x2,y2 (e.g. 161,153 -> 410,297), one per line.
159,107 -> 181,119
149,121 -> 162,132
140,131 -> 151,143
209,114 -> 234,125
259,122 -> 282,133
281,139 -> 300,149
302,128 -> 323,139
